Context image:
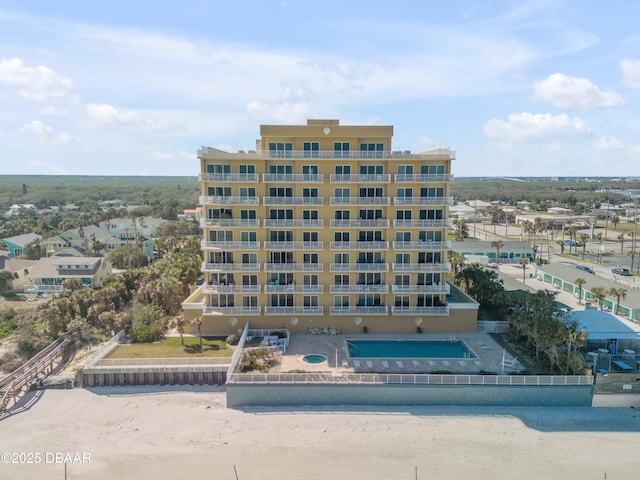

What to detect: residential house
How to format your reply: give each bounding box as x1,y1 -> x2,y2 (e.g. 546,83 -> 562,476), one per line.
23,256 -> 113,294
0,233 -> 43,258
0,256 -> 38,292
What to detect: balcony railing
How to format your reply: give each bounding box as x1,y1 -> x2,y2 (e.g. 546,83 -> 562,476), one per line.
392,219 -> 452,228
329,263 -> 389,272
391,263 -> 451,272
264,241 -> 324,250
202,262 -> 261,272
329,284 -> 389,293
394,174 -> 452,183
264,285 -> 324,293
264,306 -> 324,315
199,173 -> 258,182
329,306 -> 388,315
198,147 -> 455,161
200,218 -> 260,228
264,263 -> 324,272
330,241 -> 389,250
263,197 -> 324,205
201,241 -> 260,250
199,195 -> 259,205
330,219 -> 390,228
203,306 -> 261,315
203,284 -> 261,294
263,219 -> 324,228
330,174 -> 391,183
262,174 -> 324,183
393,197 -> 454,206
330,197 -> 390,206
391,241 -> 451,250
391,284 -> 450,294
391,306 -> 449,315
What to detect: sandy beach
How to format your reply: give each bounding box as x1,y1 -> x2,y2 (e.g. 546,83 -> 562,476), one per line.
0,387 -> 639,480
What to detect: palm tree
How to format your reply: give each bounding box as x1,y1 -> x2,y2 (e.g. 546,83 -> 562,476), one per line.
590,287 -> 607,310
611,215 -> 619,231
618,233 -> 626,254
556,239 -> 565,255
607,287 -> 627,315
574,278 -> 586,304
518,258 -> 528,283
172,315 -> 187,346
579,233 -> 589,260
191,315 -> 203,348
491,240 -> 504,265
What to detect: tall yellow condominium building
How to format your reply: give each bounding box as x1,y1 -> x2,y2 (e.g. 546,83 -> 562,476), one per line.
184,119 -> 478,334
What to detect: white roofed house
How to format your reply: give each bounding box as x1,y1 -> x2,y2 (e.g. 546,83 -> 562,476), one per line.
23,257 -> 113,294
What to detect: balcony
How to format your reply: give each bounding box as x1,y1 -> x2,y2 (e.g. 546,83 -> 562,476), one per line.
394,174 -> 452,183
330,241 -> 389,250
391,263 -> 451,272
199,147 -> 455,161
199,173 -> 258,182
330,174 -> 391,183
330,219 -> 390,228
390,306 -> 449,315
262,174 -> 324,183
202,262 -> 261,272
330,197 -> 390,206
264,263 -> 324,272
203,284 -> 261,294
264,306 -> 324,315
330,306 -> 388,315
329,284 -> 388,293
201,241 -> 260,250
393,197 -> 454,206
391,241 -> 451,250
263,197 -> 324,206
264,284 -> 324,293
329,263 -> 389,272
392,219 -> 452,228
199,195 -> 259,206
203,306 -> 261,315
264,241 -> 324,250
391,284 -> 450,294
264,219 -> 324,228
200,218 -> 260,228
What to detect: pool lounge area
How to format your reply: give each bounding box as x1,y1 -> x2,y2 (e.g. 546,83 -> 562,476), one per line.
278,332 -> 516,374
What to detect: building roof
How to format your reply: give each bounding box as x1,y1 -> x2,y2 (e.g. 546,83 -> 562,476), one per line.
466,200 -> 492,208
568,310 -> 640,341
1,233 -> 43,248
0,256 -> 38,272
450,204 -> 475,213
27,256 -> 105,280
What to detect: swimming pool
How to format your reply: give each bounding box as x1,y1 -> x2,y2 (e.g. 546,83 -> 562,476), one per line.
347,340 -> 475,359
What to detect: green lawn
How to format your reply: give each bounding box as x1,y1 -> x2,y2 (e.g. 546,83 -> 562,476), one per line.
106,336 -> 233,358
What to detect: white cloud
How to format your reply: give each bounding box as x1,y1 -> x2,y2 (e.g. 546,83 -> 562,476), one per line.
246,101 -> 316,124
533,73 -> 624,110
0,57 -> 75,103
151,151 -> 174,161
85,103 -> 169,132
483,112 -> 592,141
19,120 -> 77,144
595,136 -> 624,150
621,59 -> 640,88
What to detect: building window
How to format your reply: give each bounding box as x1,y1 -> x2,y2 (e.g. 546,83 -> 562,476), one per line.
334,142 -> 350,158
303,142 -> 319,158
359,143 -> 384,158
241,232 -> 257,242
335,210 -> 350,220
238,164 -> 255,174
418,231 -> 442,242
394,296 -> 410,307
360,165 -> 383,175
269,209 -> 293,219
334,232 -> 350,242
303,296 -> 319,308
421,164 -> 445,174
395,253 -> 410,264
209,230 -> 232,241
303,274 -> 318,286
397,165 -> 413,174
268,142 -> 293,158
334,253 -> 349,264
418,273 -> 441,285
419,209 -> 444,220
206,164 -> 231,173
420,187 -> 444,198
242,275 -> 258,286
303,188 -> 318,198
395,232 -> 410,242
394,275 -> 410,286
358,273 -> 381,285
396,210 -> 412,220
303,210 -> 318,220
239,187 -> 256,198
396,187 -> 412,198
243,296 -> 258,308
359,187 -> 384,198
357,294 -> 381,306
207,186 -> 231,197
242,253 -> 257,264
334,274 -> 349,285
269,164 -> 293,174
334,295 -> 349,308
358,231 -> 382,241
358,209 -> 382,220
270,230 -> 293,242
303,253 -> 318,264
302,165 -> 318,175
209,208 -> 232,219
335,165 -> 351,175
240,209 -> 256,220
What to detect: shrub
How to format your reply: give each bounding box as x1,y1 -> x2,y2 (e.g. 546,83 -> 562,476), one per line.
129,304 -> 165,343
225,334 -> 239,346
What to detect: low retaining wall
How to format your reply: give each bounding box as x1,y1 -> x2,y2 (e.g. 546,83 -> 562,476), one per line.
79,367 -> 227,387
227,383 -> 594,408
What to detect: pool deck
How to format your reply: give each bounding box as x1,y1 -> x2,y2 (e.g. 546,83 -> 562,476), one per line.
278,332 -> 519,375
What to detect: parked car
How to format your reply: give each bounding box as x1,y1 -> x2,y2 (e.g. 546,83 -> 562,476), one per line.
575,265 -> 595,274
611,266 -> 632,276
563,240 -> 582,247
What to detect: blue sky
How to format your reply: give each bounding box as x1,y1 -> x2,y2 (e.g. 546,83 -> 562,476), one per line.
1,0 -> 640,177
